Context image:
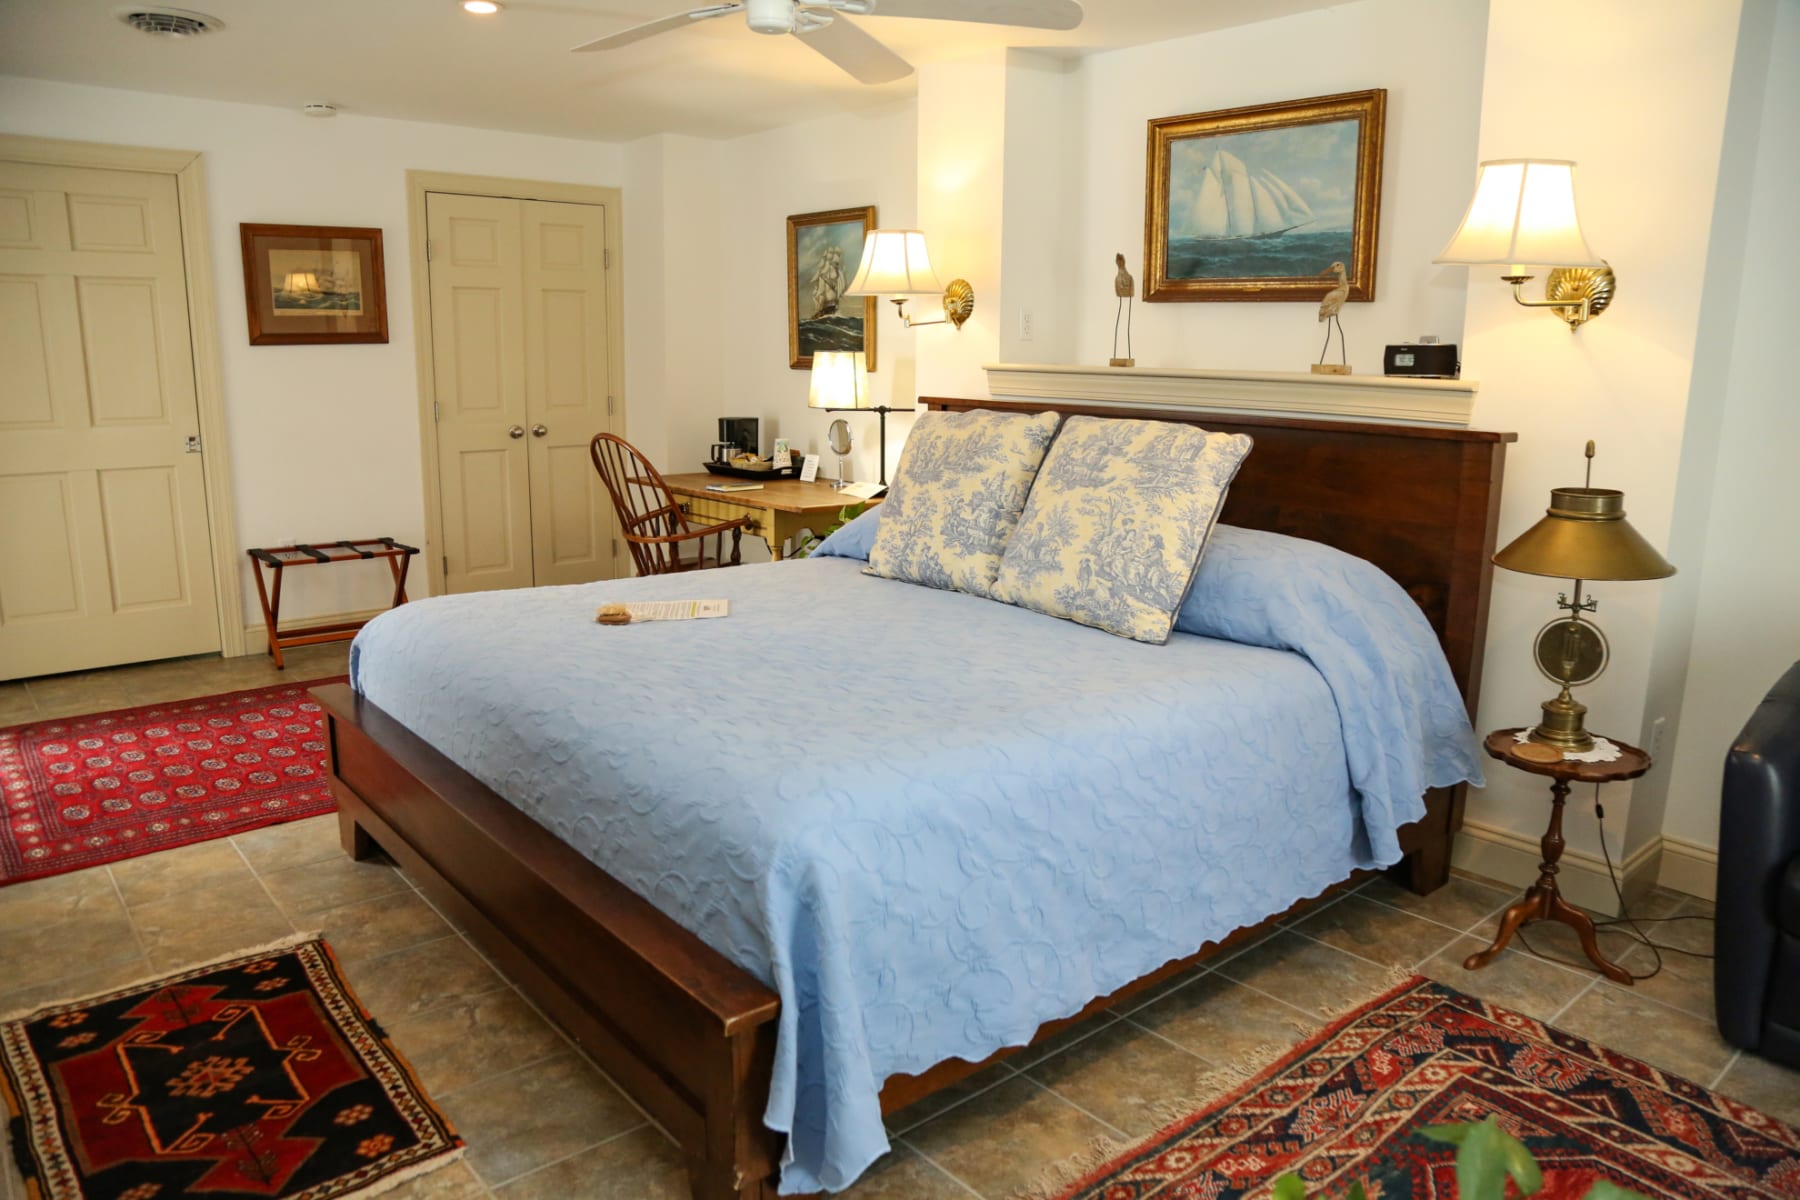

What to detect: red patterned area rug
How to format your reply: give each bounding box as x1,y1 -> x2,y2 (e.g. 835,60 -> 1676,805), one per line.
1052,976 -> 1799,1199
0,679 -> 345,886
1,935 -> 461,1199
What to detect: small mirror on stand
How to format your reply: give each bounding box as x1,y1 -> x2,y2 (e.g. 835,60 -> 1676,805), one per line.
827,419 -> 853,490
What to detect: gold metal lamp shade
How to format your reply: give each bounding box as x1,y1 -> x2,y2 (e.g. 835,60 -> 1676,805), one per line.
1493,446 -> 1675,751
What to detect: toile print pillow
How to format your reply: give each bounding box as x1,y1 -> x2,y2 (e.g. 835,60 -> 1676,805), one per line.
991,415 -> 1254,644
864,408 -> 1063,598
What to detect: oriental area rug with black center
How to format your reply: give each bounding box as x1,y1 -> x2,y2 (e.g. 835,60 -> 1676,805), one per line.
0,678 -> 345,885
1,936 -> 461,1200
1049,976 -> 1799,1199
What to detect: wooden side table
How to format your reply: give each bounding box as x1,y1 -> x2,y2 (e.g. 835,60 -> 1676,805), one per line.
660,474 -> 879,561
248,538 -> 418,669
1465,728 -> 1651,985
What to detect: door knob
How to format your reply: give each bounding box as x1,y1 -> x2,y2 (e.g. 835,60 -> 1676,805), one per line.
531,424 -> 548,437
508,425 -> 525,439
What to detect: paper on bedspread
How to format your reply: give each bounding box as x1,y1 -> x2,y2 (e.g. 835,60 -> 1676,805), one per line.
349,557 -> 1479,1193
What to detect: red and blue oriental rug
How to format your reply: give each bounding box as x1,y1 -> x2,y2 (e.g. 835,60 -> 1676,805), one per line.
0,679 -> 344,885
1051,975 -> 1798,1199
1,936 -> 460,1199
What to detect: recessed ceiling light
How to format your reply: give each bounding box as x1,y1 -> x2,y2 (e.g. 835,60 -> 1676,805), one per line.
462,1 -> 501,13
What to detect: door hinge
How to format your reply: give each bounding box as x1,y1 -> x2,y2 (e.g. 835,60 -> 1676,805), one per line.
184,434 -> 202,453
442,554 -> 449,576
425,239 -> 434,262
606,395 -> 615,416
433,400 -> 441,421
603,248 -> 611,270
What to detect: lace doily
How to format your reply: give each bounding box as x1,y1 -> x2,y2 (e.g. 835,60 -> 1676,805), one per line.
1513,729 -> 1623,763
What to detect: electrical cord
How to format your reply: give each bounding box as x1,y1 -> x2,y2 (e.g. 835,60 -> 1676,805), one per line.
1511,782 -> 1713,981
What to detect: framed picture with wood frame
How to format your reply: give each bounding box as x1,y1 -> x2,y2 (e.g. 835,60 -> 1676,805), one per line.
787,205 -> 877,371
1144,89 -> 1386,304
239,223 -> 388,345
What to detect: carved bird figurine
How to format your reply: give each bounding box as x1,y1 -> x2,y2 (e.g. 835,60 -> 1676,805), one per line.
1111,254 -> 1136,365
1317,261 -> 1349,366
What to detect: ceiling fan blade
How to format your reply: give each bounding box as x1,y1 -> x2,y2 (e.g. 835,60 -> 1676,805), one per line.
570,4 -> 742,52
859,0 -> 1083,30
796,17 -> 913,84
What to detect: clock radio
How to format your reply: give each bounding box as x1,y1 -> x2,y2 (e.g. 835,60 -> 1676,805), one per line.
1384,338 -> 1460,379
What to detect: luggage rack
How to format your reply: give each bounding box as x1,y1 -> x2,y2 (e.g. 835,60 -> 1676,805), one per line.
246,538 -> 419,668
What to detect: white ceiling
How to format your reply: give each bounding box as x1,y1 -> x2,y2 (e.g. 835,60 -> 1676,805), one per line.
0,0 -> 1348,141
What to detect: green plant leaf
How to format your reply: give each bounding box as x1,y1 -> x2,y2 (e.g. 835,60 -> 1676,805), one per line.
1419,1123 -> 1471,1146
1271,1175 -> 1308,1200
1346,1184 -> 1368,1200
1452,1119 -> 1514,1199
1582,1183 -> 1652,1200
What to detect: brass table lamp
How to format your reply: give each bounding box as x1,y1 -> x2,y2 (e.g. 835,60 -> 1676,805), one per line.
1493,442 -> 1675,752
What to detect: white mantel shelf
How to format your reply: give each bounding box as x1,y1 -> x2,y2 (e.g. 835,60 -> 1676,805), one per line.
983,363 -> 1478,427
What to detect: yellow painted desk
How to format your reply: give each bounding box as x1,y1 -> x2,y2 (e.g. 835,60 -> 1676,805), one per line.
661,474 -> 875,561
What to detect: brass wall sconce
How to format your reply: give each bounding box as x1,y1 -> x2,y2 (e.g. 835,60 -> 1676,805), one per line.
1492,442 -> 1674,751
1436,159 -> 1616,331
845,229 -> 975,330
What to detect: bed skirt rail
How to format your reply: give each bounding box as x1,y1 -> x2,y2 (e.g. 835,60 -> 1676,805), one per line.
315,684 -> 784,1199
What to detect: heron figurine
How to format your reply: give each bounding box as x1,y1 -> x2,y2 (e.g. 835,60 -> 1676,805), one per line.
1315,261 -> 1350,372
1111,253 -> 1135,367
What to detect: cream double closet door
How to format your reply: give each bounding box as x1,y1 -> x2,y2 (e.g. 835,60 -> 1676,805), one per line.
0,161 -> 221,680
427,192 -> 619,594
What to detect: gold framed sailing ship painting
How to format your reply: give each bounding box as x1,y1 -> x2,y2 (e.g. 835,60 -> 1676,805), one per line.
1144,90 -> 1386,304
239,223 -> 388,345
788,206 -> 876,371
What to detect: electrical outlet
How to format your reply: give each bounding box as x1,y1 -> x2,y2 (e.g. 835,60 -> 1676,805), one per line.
1649,716 -> 1667,759
1019,310 -> 1034,342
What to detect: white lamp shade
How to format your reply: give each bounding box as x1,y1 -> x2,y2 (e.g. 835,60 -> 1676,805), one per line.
808,351 -> 869,410
1434,159 -> 1604,268
844,230 -> 943,297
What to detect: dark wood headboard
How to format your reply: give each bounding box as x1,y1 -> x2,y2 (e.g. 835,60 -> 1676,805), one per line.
922,397 -> 1517,712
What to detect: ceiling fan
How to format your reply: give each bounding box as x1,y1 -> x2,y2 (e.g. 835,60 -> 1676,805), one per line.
570,0 -> 1085,85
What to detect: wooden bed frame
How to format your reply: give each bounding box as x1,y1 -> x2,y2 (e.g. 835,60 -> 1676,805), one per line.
316,399 -> 1514,1200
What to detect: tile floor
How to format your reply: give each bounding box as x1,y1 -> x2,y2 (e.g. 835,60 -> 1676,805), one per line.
4,648 -> 1797,1199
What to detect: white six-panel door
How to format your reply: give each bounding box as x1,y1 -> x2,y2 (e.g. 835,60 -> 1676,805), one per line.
0,161 -> 221,679
426,192 -> 617,593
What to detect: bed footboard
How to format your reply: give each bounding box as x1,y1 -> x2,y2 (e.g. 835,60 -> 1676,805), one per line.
316,684 -> 783,1200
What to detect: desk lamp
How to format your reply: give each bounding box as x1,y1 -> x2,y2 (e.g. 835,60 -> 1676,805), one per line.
1493,442 -> 1674,751
808,350 -> 911,487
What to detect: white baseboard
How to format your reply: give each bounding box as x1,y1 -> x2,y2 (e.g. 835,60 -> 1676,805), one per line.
1450,819 -> 1665,915
239,608 -> 387,657
1654,835 -> 1718,902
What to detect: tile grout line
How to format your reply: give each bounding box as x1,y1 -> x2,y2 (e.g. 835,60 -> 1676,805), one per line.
1708,1048 -> 1741,1091
102,864 -> 153,963
894,1136 -> 990,1200
225,836 -> 305,942
473,1112 -> 654,1192
885,1063 -> 1020,1137
1547,976 -> 1600,1025
1018,1072 -> 1134,1143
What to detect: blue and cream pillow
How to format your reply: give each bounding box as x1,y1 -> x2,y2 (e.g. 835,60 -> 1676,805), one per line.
991,416 -> 1254,643
865,409 -> 1062,598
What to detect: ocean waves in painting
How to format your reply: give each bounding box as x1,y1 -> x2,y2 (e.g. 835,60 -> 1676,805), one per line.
1168,229 -> 1353,281
798,313 -> 864,355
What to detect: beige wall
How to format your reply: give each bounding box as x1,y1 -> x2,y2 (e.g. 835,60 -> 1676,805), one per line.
0,76 -> 626,629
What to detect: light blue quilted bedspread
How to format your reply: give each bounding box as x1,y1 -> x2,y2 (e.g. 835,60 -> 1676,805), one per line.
350,532 -> 1479,1194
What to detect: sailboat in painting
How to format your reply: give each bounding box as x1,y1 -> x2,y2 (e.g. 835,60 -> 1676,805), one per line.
1190,150 -> 1315,241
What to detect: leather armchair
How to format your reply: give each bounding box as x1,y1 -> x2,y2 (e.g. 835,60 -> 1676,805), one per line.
1715,660 -> 1800,1067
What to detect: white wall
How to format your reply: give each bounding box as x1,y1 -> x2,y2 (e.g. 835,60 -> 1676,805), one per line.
0,75 -> 626,629
1065,0 -> 1487,373
1657,0 -> 1800,849
1455,1 -> 1745,869
707,103 -> 919,499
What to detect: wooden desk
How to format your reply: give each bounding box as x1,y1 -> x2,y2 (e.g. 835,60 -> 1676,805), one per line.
662,474 -> 874,560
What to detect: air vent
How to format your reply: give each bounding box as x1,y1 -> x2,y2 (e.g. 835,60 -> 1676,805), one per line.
118,7 -> 224,38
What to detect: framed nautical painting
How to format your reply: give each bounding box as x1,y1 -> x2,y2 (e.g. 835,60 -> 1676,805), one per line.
239,223 -> 388,344
1144,90 -> 1386,304
788,206 -> 877,371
